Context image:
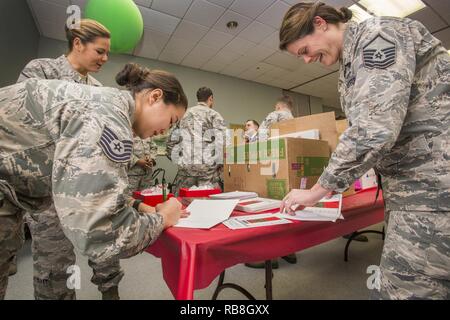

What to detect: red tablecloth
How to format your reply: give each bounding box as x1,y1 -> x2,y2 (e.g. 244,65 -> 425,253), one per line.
146,188 -> 384,299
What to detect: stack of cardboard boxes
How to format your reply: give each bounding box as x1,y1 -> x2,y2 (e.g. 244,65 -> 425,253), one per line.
224,112 -> 345,200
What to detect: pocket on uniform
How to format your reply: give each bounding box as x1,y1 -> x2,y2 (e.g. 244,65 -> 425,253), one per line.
423,213 -> 450,279
382,211 -> 433,274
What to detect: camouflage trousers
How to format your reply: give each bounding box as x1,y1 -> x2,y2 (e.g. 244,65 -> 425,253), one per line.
25,204 -> 124,300
373,210 -> 450,300
171,171 -> 222,196
0,200 -> 24,300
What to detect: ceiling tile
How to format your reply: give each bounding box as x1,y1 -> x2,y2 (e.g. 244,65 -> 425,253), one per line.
279,71 -> 315,84
221,64 -> 247,77
184,0 -> 226,28
158,37 -> 197,63
151,0 -> 192,18
38,19 -> 67,41
238,20 -> 276,44
138,6 -> 180,34
206,0 -> 234,8
321,0 -> 355,7
134,0 -> 152,7
230,0 -> 276,19
133,28 -> 170,59
183,43 -> 220,63
424,0 -> 450,25
408,7 -> 447,33
212,49 -> 242,64
29,0 -> 68,28
256,0 -> 291,29
433,27 -> 450,48
70,0 -> 86,11
244,44 -> 276,61
172,20 -> 209,43
295,61 -> 332,78
34,0 -> 70,6
260,31 -> 280,51
264,51 -> 300,71
202,59 -> 227,73
213,10 -> 252,35
199,29 -> 234,50
222,37 -> 257,54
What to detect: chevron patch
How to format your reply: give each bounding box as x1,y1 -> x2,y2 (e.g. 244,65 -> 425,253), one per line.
363,35 -> 396,70
98,126 -> 133,163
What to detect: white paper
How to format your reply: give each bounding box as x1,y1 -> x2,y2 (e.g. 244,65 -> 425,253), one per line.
276,207 -> 343,222
235,197 -> 281,213
209,191 -> 258,200
277,194 -> 343,222
223,213 -> 292,230
269,129 -> 320,140
175,199 -> 239,229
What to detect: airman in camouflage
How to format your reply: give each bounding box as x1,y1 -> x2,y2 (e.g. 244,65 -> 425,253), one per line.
15,54 -> 124,300
258,96 -> 294,140
280,3 -> 449,299
0,79 -> 172,299
128,136 -> 158,195
167,87 -> 226,195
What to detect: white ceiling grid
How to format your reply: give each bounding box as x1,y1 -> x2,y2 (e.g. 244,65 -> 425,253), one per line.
27,0 -> 450,108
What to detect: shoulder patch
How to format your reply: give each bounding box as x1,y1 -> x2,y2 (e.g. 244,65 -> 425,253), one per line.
362,34 -> 396,70
98,126 -> 133,163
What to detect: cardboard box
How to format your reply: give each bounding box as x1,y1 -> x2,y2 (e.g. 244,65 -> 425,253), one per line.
224,138 -> 330,200
270,112 -> 339,153
336,119 -> 349,137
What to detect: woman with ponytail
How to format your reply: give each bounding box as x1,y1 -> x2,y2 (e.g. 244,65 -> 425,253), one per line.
0,63 -> 188,299
279,2 -> 450,300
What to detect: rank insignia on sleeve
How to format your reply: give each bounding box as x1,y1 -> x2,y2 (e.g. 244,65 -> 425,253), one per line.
362,34 -> 396,70
98,126 -> 133,163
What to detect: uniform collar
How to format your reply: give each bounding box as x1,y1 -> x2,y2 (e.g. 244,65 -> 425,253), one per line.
57,54 -> 102,86
340,21 -> 358,67
122,90 -> 136,124
197,102 -> 209,108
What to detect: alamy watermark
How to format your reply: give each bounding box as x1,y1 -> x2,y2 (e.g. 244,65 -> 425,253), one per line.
168,127 -> 281,175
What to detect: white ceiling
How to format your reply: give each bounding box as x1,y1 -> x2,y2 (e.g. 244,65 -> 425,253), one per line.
27,0 -> 450,109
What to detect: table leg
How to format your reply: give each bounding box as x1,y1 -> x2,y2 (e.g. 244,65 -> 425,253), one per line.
344,229 -> 385,262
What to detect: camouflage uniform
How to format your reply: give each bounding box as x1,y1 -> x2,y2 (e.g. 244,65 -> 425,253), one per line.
15,55 -> 124,299
167,102 -> 226,195
317,18 -> 450,299
0,79 -> 164,299
128,136 -> 158,195
258,109 -> 293,140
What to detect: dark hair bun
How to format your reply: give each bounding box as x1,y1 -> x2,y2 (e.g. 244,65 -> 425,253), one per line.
339,7 -> 353,23
115,63 -> 144,87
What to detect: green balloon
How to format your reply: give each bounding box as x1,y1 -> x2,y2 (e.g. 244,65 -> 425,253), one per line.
85,0 -> 143,54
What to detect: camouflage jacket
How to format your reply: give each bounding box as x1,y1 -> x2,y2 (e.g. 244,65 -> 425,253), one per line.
17,54 -> 102,86
0,79 -> 164,263
166,102 -> 226,177
128,136 -> 158,177
318,18 -> 450,211
259,109 -> 293,131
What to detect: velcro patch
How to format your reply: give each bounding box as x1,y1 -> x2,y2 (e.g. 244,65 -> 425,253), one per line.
363,34 -> 396,69
98,126 -> 133,163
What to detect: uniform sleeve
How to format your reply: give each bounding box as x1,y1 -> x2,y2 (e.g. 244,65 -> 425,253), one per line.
318,25 -> 415,192
165,123 -> 181,161
52,109 -> 164,264
17,60 -> 48,83
208,112 -> 227,167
